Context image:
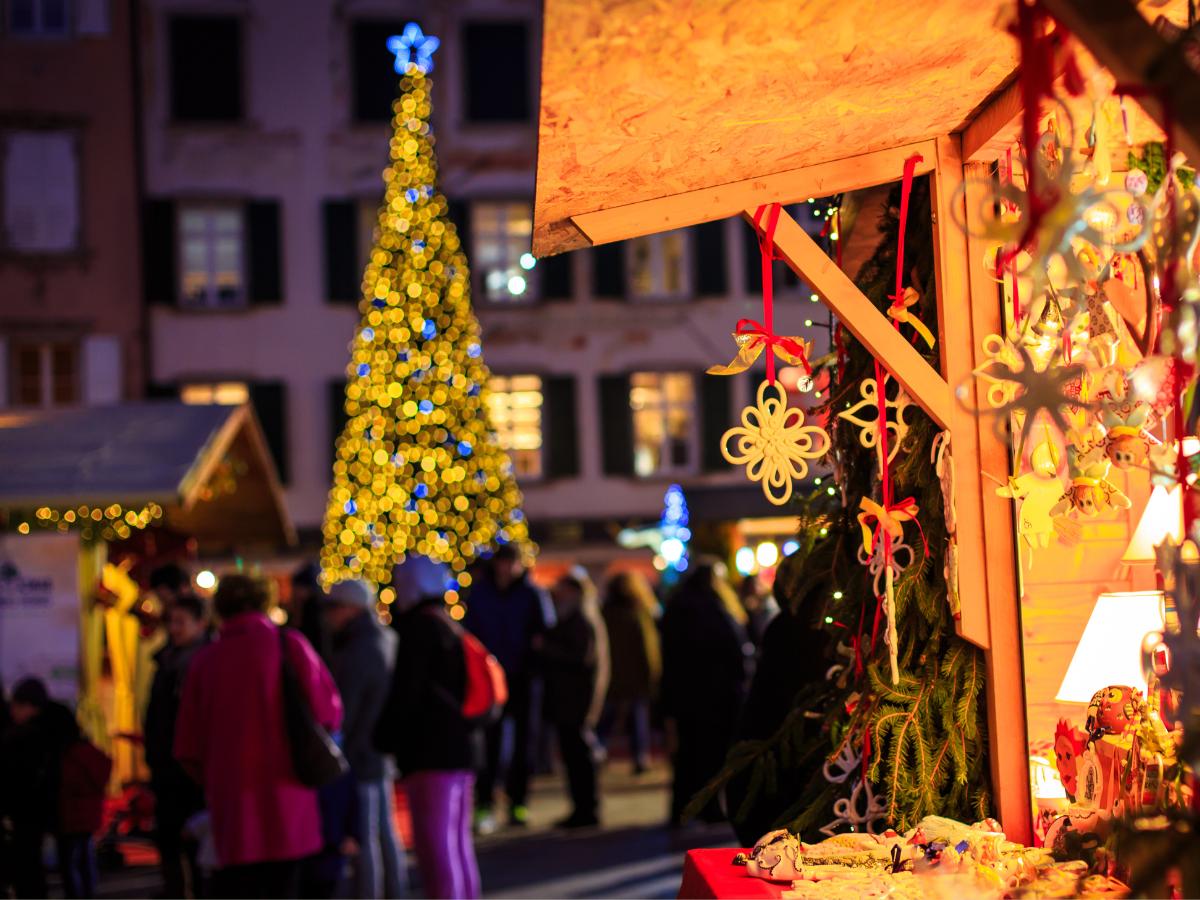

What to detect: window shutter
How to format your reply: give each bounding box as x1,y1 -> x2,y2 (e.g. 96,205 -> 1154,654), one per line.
539,252 -> 572,302
446,199 -> 471,258
351,21 -> 407,123
170,16 -> 243,122
599,373 -> 633,476
82,335 -> 121,405
328,378 -> 349,466
462,22 -> 531,123
144,381 -> 178,399
592,243 -> 625,299
323,199 -> 359,304
542,375 -> 578,478
693,220 -> 728,297
248,381 -> 289,484
700,373 -> 733,471
142,199 -> 176,305
247,200 -> 283,304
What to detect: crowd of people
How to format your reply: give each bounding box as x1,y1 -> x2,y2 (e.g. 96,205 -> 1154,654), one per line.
0,545 -> 791,899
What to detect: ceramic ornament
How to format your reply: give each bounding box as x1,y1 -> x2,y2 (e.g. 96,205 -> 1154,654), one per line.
996,436 -> 1064,554
1050,457 -> 1131,519
837,377 -> 913,474
1100,401 -> 1153,470
720,380 -> 830,505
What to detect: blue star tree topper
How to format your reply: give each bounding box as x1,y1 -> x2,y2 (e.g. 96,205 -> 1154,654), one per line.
387,22 -> 439,74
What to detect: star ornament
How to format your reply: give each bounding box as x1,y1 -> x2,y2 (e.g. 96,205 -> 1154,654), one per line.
387,22 -> 440,74
994,344 -> 1094,457
721,380 -> 830,505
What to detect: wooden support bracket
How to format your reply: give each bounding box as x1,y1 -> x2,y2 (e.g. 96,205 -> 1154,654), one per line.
743,206 -> 953,431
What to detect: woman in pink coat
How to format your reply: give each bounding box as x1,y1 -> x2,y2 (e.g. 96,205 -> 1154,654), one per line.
175,574 -> 342,899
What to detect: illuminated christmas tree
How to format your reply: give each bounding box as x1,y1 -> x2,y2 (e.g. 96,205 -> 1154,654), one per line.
321,24 -> 529,590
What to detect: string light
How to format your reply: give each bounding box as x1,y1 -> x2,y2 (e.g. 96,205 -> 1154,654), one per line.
320,61 -> 529,587
12,502 -> 164,542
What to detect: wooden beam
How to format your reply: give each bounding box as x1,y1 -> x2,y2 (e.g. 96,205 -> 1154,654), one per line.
929,134 -> 992,650
961,74 -> 1023,164
962,159 -> 1033,846
560,142 -> 939,253
747,207 -> 953,430
1040,0 -> 1200,166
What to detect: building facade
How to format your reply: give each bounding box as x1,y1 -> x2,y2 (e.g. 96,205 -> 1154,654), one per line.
138,0 -> 833,564
0,0 -> 142,410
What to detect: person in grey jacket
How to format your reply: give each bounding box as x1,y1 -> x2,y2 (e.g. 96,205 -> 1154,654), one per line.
324,580 -> 407,899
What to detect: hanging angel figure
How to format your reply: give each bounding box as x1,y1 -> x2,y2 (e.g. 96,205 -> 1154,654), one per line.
997,434 -> 1068,563
1051,452 -> 1132,520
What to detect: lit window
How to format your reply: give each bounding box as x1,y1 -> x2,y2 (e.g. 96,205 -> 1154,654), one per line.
630,372 -> 695,477
178,205 -> 245,308
472,202 -> 536,302
8,341 -> 78,408
487,375 -> 543,478
180,382 -> 250,405
2,131 -> 79,253
628,230 -> 690,300
7,0 -> 70,36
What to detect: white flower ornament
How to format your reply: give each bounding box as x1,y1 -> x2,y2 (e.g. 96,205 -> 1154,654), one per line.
720,380 -> 830,505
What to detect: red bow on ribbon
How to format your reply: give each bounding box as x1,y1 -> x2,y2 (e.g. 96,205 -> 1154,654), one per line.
734,319 -> 812,373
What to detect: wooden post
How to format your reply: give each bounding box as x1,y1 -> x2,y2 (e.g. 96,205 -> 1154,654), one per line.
742,207 -> 953,430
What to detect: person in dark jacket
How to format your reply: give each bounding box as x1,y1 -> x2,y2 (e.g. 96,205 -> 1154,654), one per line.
375,557 -> 481,900
144,592 -> 210,899
599,572 -> 661,774
292,562 -> 330,662
0,678 -> 106,899
461,544 -> 553,829
542,568 -> 609,828
660,559 -> 753,826
323,579 -> 406,899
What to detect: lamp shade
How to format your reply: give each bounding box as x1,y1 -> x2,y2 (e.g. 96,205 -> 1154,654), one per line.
1055,591 -> 1165,702
1122,484 -> 1183,565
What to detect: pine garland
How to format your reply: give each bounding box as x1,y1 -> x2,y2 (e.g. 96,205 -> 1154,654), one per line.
689,181 -> 991,839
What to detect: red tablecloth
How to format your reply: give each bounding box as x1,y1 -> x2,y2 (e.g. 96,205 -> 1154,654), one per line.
678,849 -> 785,899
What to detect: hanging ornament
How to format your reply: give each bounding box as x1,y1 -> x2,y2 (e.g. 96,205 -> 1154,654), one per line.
1051,458 -> 1132,519
707,325 -> 811,377
720,380 -> 830,506
1100,401 -> 1154,469
837,377 -> 913,473
857,533 -> 914,603
996,435 -> 1065,558
818,740 -> 887,837
887,286 -> 936,349
931,433 -> 961,619
857,496 -> 923,685
983,344 -> 1092,456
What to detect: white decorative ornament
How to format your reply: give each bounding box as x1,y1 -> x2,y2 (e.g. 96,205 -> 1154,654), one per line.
837,377 -> 912,474
820,741 -> 887,836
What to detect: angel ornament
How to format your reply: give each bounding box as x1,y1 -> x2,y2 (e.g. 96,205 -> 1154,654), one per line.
997,436 -> 1065,555
1101,402 -> 1154,470
1052,458 -> 1132,519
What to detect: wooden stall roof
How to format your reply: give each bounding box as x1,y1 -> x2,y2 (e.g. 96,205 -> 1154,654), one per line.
0,402 -> 295,550
534,0 -> 1018,256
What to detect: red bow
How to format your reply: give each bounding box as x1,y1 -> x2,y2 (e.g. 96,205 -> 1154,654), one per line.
734,319 -> 812,373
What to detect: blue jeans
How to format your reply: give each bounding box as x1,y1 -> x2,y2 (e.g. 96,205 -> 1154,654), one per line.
56,833 -> 97,899
356,778 -> 408,898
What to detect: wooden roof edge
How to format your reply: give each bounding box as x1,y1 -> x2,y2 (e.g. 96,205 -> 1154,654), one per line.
533,140 -> 940,258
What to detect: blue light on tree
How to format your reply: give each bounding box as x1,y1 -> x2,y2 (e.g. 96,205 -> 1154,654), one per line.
660,483 -> 690,581
387,23 -> 440,74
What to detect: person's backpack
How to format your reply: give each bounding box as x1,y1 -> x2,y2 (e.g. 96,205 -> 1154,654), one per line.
460,629 -> 508,722
278,627 -> 349,788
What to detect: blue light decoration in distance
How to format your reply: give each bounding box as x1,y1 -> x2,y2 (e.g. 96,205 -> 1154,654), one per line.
659,483 -> 690,584
782,539 -> 800,557
386,22 -> 440,74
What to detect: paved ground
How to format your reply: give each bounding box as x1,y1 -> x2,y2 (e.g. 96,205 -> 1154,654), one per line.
85,761 -> 737,899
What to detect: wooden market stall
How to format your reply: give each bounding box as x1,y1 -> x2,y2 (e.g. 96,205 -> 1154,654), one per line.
532,0 -> 1200,851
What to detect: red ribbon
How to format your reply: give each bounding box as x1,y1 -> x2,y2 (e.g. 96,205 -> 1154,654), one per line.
752,203 -> 785,384
889,155 -> 923,315
734,319 -> 812,374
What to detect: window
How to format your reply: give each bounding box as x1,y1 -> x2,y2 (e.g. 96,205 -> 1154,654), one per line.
9,341 -> 78,408
630,372 -> 695,477
7,0 -> 69,35
351,20 -> 408,122
178,205 -> 245,308
627,230 -> 690,300
2,131 -> 79,253
487,375 -> 543,479
179,382 -> 249,405
472,201 -> 536,302
462,22 -> 531,123
169,16 -> 242,122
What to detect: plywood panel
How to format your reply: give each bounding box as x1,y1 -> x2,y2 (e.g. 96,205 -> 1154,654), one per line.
535,0 -> 1018,255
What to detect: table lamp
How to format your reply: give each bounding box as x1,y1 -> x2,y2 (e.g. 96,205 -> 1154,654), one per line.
1122,484 -> 1184,565
1055,591 -> 1165,702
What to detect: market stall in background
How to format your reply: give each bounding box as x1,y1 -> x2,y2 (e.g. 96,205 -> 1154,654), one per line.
0,401 -> 293,787
532,0 -> 1200,895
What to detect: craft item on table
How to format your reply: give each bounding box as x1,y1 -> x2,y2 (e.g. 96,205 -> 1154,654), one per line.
836,377 -> 913,474
707,325 -> 813,379
720,380 -> 830,506
886,286 -> 935,349
1100,402 -> 1153,469
1054,719 -> 1088,802
1085,685 -> 1142,738
819,741 -> 887,837
997,435 -> 1065,554
932,433 -> 962,619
